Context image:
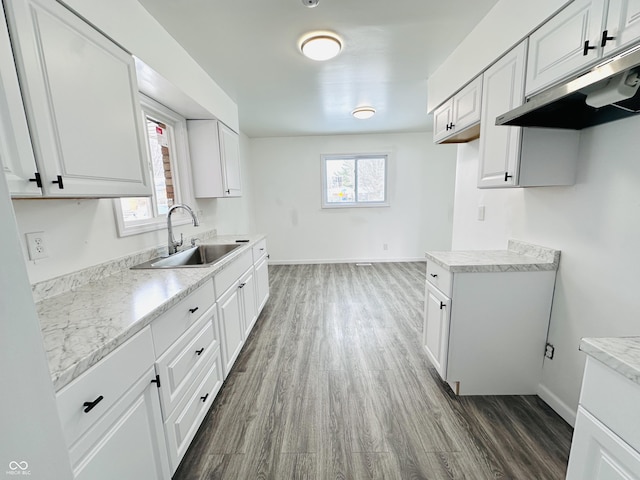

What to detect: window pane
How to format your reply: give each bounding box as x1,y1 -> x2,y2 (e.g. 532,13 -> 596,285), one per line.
120,197 -> 153,221
325,158 -> 355,203
147,120 -> 173,216
357,157 -> 386,202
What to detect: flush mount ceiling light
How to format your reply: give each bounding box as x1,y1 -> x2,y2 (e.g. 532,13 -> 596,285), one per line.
352,107 -> 376,119
300,33 -> 342,61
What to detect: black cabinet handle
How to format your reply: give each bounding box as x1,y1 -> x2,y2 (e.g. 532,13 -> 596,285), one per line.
601,30 -> 615,47
29,172 -> 42,188
583,40 -> 597,56
439,302 -> 446,310
200,393 -> 209,402
195,347 -> 205,356
52,175 -> 64,189
260,248 -> 265,251
504,172 -> 513,182
449,122 -> 455,130
430,273 -> 438,278
238,283 -> 246,289
189,307 -> 199,314
151,374 -> 161,388
225,189 -> 231,194
83,395 -> 104,413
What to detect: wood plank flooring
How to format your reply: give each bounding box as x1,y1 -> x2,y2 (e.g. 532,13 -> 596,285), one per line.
174,262 -> 573,480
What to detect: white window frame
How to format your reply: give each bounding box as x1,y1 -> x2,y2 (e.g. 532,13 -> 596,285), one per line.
113,94 -> 195,237
321,153 -> 390,209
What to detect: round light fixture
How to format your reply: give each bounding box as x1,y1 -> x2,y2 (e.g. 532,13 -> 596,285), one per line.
300,34 -> 342,61
352,107 -> 376,120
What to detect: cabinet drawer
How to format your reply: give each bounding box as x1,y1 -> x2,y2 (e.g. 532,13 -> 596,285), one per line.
56,327 -> 155,448
580,356 -> 640,453
165,349 -> 224,472
214,249 -> 252,298
252,238 -> 267,263
156,306 -> 218,418
152,279 -> 215,356
426,261 -> 453,297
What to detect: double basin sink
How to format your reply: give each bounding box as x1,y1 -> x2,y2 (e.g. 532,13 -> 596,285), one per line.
131,243 -> 242,269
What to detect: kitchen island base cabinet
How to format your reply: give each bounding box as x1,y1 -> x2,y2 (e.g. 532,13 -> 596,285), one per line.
424,268 -> 556,396
70,367 -> 170,480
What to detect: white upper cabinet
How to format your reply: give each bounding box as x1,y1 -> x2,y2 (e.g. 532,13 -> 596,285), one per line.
188,120 -> 242,198
478,42 -> 528,188
433,76 -> 482,144
4,0 -> 151,197
0,5 -> 39,197
479,41 -> 581,189
526,0 -> 607,96
603,0 -> 640,55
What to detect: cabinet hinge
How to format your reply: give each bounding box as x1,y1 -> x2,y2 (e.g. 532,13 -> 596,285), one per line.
151,374 -> 161,388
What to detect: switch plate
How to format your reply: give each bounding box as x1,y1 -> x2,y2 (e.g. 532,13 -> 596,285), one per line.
477,205 -> 485,221
26,231 -> 48,260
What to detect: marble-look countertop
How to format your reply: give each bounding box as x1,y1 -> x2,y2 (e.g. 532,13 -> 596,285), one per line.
36,233 -> 265,391
580,337 -> 640,386
425,240 -> 561,273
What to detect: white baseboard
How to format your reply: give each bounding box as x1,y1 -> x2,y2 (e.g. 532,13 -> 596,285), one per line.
269,257 -> 426,265
537,383 -> 577,427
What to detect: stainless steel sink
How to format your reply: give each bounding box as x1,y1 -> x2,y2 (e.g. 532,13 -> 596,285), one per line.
131,243 -> 241,269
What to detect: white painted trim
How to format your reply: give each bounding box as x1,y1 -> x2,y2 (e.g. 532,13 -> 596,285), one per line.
270,257 -> 426,265
538,383 -> 577,427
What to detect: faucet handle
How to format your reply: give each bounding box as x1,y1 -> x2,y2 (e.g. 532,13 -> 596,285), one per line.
190,237 -> 197,247
177,233 -> 184,248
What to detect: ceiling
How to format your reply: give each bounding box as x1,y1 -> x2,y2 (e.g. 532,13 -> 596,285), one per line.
138,0 -> 499,138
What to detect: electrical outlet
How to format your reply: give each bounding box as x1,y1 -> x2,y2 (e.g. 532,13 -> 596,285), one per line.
383,243 -> 389,251
545,343 -> 555,359
26,231 -> 48,261
477,205 -> 486,221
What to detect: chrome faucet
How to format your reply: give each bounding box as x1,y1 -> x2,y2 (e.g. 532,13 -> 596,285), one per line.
167,204 -> 199,255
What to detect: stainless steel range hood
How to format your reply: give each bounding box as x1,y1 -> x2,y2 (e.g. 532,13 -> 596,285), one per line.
496,45 -> 640,129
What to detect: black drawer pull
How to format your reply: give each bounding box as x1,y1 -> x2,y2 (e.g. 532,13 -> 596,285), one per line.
504,172 -> 513,182
83,395 -> 104,413
238,283 -> 246,289
439,302 -> 446,310
430,273 -> 438,278
189,307 -> 199,314
195,347 -> 205,356
200,393 -> 209,402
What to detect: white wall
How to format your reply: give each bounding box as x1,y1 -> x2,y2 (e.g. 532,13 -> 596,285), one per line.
250,132 -> 457,263
427,0 -> 570,112
451,117 -> 640,424
14,132 -> 255,284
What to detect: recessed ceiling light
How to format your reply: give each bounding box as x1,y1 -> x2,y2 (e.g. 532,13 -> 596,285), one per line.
300,34 -> 342,61
352,107 -> 376,119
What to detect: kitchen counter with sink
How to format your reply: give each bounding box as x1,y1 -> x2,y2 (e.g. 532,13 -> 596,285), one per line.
34,232 -> 266,391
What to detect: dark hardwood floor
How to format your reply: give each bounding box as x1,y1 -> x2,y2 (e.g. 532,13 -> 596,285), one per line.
174,263 -> 573,479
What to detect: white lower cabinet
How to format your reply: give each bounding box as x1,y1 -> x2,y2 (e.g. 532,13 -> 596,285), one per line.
567,356 -> 640,479
422,262 -> 557,395
240,267 -> 258,338
56,327 -> 170,480
255,255 -> 270,313
218,282 -> 245,376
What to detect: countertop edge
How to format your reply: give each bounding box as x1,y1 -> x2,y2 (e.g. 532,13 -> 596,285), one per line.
580,337 -> 640,387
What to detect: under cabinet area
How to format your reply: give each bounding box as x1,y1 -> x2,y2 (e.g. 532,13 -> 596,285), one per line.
3,0 -> 151,198
188,119 -> 242,198
423,242 -> 560,396
433,76 -> 482,144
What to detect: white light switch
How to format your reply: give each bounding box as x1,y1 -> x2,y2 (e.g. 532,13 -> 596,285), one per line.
477,205 -> 485,221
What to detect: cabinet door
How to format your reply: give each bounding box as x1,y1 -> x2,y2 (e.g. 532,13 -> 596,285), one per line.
0,6 -> 40,197
478,42 -> 527,188
218,285 -> 244,377
433,99 -> 454,143
70,368 -> 170,480
218,122 -> 242,197
5,0 -> 151,197
526,0 -> 607,96
603,0 -> 640,56
255,256 -> 270,314
566,407 -> 640,479
240,268 -> 258,338
423,282 -> 451,380
452,76 -> 482,133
